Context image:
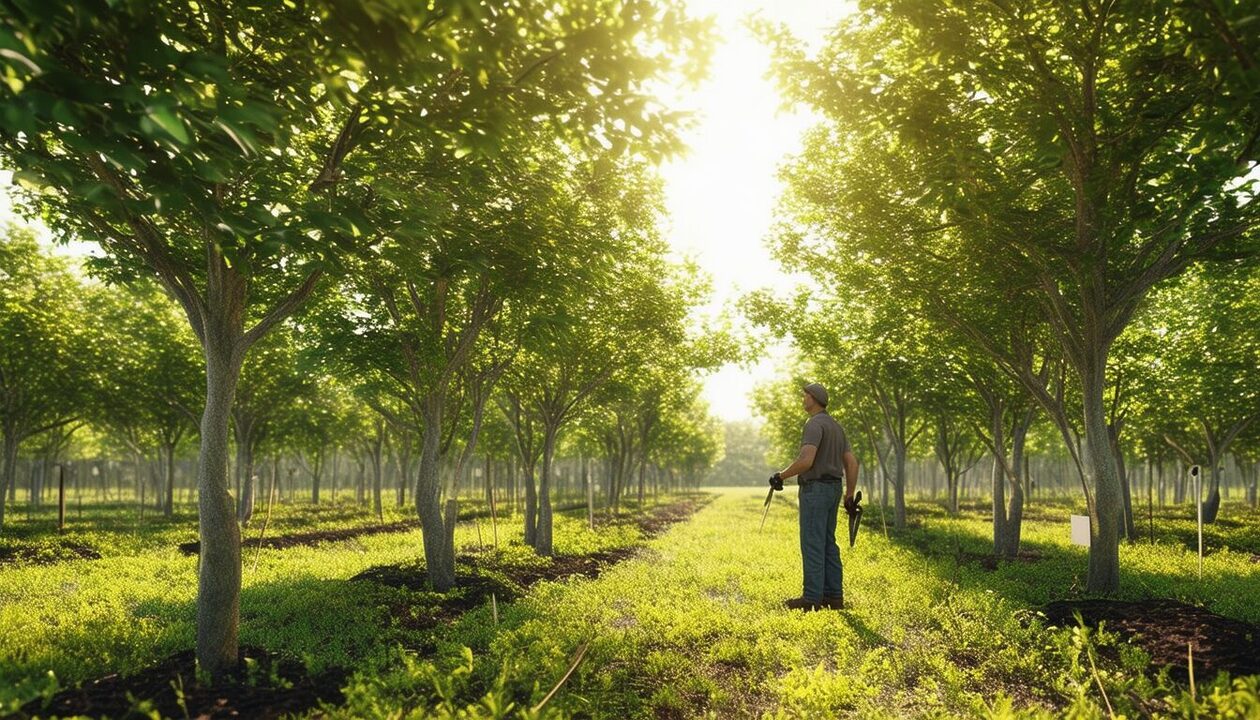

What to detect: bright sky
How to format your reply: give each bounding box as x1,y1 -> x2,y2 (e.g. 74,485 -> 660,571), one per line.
661,0 -> 852,422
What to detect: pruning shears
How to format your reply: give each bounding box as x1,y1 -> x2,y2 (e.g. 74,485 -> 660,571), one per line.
758,475 -> 796,531
845,490 -> 863,547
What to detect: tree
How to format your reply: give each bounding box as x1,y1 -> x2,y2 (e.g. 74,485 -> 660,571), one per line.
649,389 -> 723,490
0,226 -> 95,531
921,357 -> 983,516
705,420 -> 770,486
0,0 -> 495,674
1135,264 -> 1260,522
761,0 -> 1260,591
234,323 -> 318,523
89,279 -> 202,516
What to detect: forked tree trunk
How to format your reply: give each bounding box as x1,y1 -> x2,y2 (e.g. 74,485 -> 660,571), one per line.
1199,417 -> 1256,524
415,396 -> 454,591
1081,364 -> 1121,594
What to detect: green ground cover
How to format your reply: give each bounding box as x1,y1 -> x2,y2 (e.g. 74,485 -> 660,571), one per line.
2,490 -> 1258,718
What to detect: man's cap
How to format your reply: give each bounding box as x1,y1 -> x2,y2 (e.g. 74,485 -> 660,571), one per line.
803,382 -> 828,407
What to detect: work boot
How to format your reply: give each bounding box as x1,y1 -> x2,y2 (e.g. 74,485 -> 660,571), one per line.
820,595 -> 844,610
784,596 -> 820,611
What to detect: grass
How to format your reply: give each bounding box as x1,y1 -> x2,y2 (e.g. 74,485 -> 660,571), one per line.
1,489 -> 1258,718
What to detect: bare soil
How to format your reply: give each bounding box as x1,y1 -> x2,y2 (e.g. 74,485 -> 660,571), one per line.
10,647 -> 345,720
0,538 -> 101,567
178,502 -> 591,555
1042,598 -> 1260,681
178,519 -> 417,555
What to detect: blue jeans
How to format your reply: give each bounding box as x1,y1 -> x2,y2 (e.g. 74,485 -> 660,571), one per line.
799,481 -> 843,602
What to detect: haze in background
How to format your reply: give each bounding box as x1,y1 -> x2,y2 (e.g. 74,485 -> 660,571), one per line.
661,0 -> 852,422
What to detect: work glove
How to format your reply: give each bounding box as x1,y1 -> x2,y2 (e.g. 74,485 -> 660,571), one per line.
843,494 -> 860,516
769,472 -> 784,492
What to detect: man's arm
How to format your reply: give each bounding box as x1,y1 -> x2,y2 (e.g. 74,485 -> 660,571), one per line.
778,444 -> 817,480
843,450 -> 858,500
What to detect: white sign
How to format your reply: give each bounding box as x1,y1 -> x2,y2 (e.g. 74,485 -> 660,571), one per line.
1070,515 -> 1091,547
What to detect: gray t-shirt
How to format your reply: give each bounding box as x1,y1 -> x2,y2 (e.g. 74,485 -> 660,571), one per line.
800,411 -> 851,482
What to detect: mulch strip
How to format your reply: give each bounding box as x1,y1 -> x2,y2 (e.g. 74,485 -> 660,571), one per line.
10,646 -> 345,720
178,502 -> 592,556
353,495 -> 712,634
0,539 -> 101,568
635,495 -> 712,537
593,494 -> 713,535
179,520 -> 418,555
1043,599 -> 1260,681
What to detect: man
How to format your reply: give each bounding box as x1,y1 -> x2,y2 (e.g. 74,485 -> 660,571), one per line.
769,382 -> 859,611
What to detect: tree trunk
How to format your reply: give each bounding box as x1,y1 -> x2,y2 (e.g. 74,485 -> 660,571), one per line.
1081,364 -> 1121,594
415,396 -> 454,591
371,432 -> 384,521
398,435 -> 411,508
637,454 -> 646,509
585,456 -> 594,530
1201,460 -> 1222,524
999,418 -> 1028,558
196,346 -> 245,679
0,430 -> 18,533
1109,425 -> 1136,541
1249,461 -> 1257,509
236,440 -> 255,526
536,428 -> 557,557
1174,460 -> 1186,505
892,440 -> 907,529
523,459 -> 538,547
991,406 -> 1009,556
164,442 -> 177,516
1158,458 -> 1166,507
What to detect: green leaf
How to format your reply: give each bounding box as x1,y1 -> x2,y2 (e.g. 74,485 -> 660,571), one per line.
145,105 -> 190,144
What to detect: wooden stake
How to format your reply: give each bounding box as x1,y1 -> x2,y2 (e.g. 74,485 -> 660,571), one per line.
1188,642 -> 1196,703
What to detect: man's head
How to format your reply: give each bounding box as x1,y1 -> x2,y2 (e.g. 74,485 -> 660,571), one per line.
802,382 -> 828,413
